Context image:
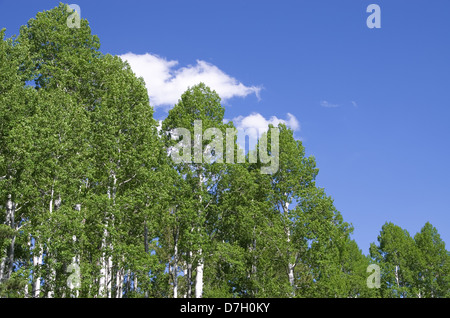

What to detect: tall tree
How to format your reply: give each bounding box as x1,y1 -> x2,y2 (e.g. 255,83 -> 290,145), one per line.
414,222 -> 449,298
161,83 -> 232,298
3,4 -> 164,298
370,222 -> 420,298
0,27 -> 38,297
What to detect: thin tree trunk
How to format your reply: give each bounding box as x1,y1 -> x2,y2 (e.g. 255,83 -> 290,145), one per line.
126,269 -> 131,297
116,265 -> 124,298
195,169 -> 204,298
100,171 -> 116,298
144,221 -> 149,298
107,252 -> 112,297
287,226 -> 295,288
47,190 -> 58,298
1,195 -> 15,282
195,249 -> 204,298
0,252 -> 6,282
187,251 -> 192,298
7,235 -> 15,280
24,280 -> 29,298
284,199 -> 295,295
395,265 -> 400,288
7,197 -> 15,281
107,172 -> 117,298
32,243 -> 43,298
99,227 -> 108,297
173,227 -> 179,298
71,204 -> 81,298
249,233 -> 257,296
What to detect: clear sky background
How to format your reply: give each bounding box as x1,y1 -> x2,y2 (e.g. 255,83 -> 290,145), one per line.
1,0 -> 449,255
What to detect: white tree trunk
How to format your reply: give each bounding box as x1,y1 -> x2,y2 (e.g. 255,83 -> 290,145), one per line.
99,227 -> 108,297
47,190 -> 58,298
187,251 -> 193,298
100,172 -> 116,298
116,267 -> 124,298
284,198 -> 295,294
107,253 -> 113,297
24,281 -> 29,298
288,262 -> 295,288
71,204 -> 81,298
195,170 -> 204,298
32,244 -> 43,298
6,196 -> 15,281
106,173 -> 117,298
0,253 -> 6,282
195,249 -> 204,298
1,194 -> 14,282
173,229 -> 179,298
287,226 -> 295,288
395,265 -> 400,288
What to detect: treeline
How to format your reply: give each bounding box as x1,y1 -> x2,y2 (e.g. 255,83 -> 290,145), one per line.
0,4 -> 448,298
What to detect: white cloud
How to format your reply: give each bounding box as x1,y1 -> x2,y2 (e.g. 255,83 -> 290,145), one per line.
320,100 -> 339,108
119,52 -> 261,108
233,112 -> 299,134
351,101 -> 358,108
231,112 -> 300,150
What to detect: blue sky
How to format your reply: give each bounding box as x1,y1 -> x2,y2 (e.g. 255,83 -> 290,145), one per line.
1,0 -> 449,254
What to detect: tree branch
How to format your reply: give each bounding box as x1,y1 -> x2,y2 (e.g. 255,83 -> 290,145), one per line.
118,174 -> 137,187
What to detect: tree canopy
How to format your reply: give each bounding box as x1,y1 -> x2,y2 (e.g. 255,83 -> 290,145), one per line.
0,4 -> 448,298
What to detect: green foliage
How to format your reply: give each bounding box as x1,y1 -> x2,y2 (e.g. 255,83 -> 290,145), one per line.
0,4 -> 448,299
370,221 -> 449,298
414,222 -> 450,297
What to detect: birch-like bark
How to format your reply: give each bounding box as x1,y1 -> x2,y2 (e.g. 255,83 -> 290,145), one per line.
0,251 -> 6,282
173,227 -> 179,298
284,199 -> 295,294
0,195 -> 16,283
144,221 -> 149,298
100,172 -> 116,298
107,251 -> 112,297
187,251 -> 192,298
195,248 -> 204,298
195,169 -> 204,298
99,226 -> 108,297
47,190 -> 59,298
395,265 -> 400,288
32,243 -> 43,298
71,204 -> 81,298
7,198 -> 15,282
70,235 -> 80,298
1,195 -> 14,282
115,265 -> 124,298
24,281 -> 29,298
107,173 -> 117,297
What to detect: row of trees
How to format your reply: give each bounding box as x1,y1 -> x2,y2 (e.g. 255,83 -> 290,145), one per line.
0,4 -> 448,298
